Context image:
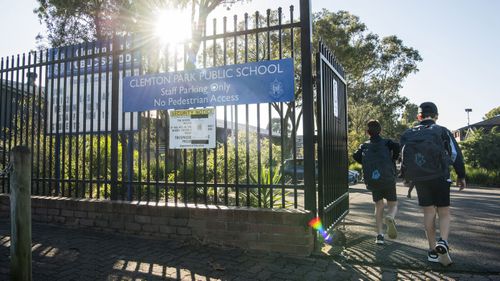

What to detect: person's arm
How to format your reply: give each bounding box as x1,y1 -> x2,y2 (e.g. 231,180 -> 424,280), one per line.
353,145 -> 364,164
443,128 -> 467,190
387,140 -> 400,161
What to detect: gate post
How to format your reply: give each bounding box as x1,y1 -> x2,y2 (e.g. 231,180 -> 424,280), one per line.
300,0 -> 316,214
110,34 -> 120,200
10,146 -> 32,281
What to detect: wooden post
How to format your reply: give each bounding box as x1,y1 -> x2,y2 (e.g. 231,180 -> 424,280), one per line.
10,146 -> 32,281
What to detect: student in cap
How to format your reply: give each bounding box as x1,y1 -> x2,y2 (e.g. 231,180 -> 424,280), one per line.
400,102 -> 466,266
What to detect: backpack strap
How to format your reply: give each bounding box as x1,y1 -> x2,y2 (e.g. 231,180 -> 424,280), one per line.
413,124 -> 426,130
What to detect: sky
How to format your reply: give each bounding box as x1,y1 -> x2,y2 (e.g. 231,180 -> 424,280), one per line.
0,0 -> 499,131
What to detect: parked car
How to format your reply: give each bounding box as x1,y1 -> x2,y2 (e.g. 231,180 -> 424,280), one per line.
348,170 -> 360,184
282,158 -> 359,184
282,158 -> 317,182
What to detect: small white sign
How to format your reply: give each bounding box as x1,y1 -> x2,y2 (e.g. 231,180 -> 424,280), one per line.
169,108 -> 216,149
333,79 -> 339,118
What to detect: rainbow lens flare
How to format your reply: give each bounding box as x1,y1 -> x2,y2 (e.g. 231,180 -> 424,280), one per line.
308,217 -> 332,243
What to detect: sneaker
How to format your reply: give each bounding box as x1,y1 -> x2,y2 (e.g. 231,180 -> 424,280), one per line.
435,239 -> 452,266
427,250 -> 439,263
375,234 -> 384,245
384,216 -> 398,239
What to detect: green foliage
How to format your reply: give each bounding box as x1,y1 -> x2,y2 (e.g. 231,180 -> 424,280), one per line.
313,10 -> 422,157
451,165 -> 500,187
159,133 -> 284,205
348,162 -> 362,174
241,165 -> 292,208
484,106 -> 500,120
267,117 -> 291,136
460,128 -> 500,175
401,103 -> 419,128
211,134 -> 282,185
34,0 -> 126,47
34,0 -> 247,52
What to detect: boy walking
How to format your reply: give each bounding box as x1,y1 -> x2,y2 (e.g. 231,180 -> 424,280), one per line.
400,102 -> 466,266
353,120 -> 400,245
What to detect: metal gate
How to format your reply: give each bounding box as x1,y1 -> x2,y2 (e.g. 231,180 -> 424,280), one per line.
315,41 -> 349,230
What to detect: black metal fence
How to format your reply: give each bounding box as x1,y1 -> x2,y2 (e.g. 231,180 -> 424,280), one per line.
0,1 -> 348,219
316,41 -> 349,229
1,5 -> 304,208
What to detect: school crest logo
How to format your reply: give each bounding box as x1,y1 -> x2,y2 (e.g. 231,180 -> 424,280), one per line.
270,79 -> 284,99
414,153 -> 426,167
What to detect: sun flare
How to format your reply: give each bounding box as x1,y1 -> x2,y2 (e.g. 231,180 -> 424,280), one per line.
154,9 -> 192,45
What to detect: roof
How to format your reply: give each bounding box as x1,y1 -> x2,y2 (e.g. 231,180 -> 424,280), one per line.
216,119 -> 283,138
471,115 -> 500,126
456,115 -> 500,131
1,79 -> 43,96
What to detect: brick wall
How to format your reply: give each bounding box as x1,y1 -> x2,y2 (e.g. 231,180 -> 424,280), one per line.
0,194 -> 314,256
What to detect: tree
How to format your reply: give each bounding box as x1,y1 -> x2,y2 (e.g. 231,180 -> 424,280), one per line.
484,106 -> 500,120
34,0 -> 247,58
34,0 -> 127,47
400,103 -> 419,127
267,117 -> 291,135
461,128 -> 500,178
313,10 -> 422,153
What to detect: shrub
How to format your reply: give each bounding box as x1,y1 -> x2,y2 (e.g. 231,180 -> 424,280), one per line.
451,165 -> 500,187
349,162 -> 362,174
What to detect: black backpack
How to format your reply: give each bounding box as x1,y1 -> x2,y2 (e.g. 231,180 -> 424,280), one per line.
361,139 -> 396,188
400,124 -> 451,182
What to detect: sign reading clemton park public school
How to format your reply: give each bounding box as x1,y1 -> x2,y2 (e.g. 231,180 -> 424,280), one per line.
122,58 -> 295,112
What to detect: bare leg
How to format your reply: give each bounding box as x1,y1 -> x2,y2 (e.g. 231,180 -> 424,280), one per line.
374,200 -> 385,234
422,206 -> 437,249
385,200 -> 398,239
437,206 -> 451,241
387,201 -> 398,219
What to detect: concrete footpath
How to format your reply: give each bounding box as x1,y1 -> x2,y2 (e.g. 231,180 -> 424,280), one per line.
1,183 -> 500,280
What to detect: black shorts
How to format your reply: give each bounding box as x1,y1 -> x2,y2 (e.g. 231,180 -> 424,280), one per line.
415,178 -> 451,207
370,185 -> 397,202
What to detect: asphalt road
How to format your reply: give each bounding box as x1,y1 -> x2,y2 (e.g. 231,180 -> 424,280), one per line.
340,181 -> 500,275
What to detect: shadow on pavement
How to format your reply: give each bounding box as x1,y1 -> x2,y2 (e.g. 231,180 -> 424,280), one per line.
338,183 -> 500,279
1,220 -> 360,281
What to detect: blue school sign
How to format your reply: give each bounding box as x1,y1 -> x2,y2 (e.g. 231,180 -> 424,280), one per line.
122,58 -> 294,112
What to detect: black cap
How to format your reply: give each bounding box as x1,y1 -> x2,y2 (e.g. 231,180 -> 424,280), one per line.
418,102 -> 438,115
